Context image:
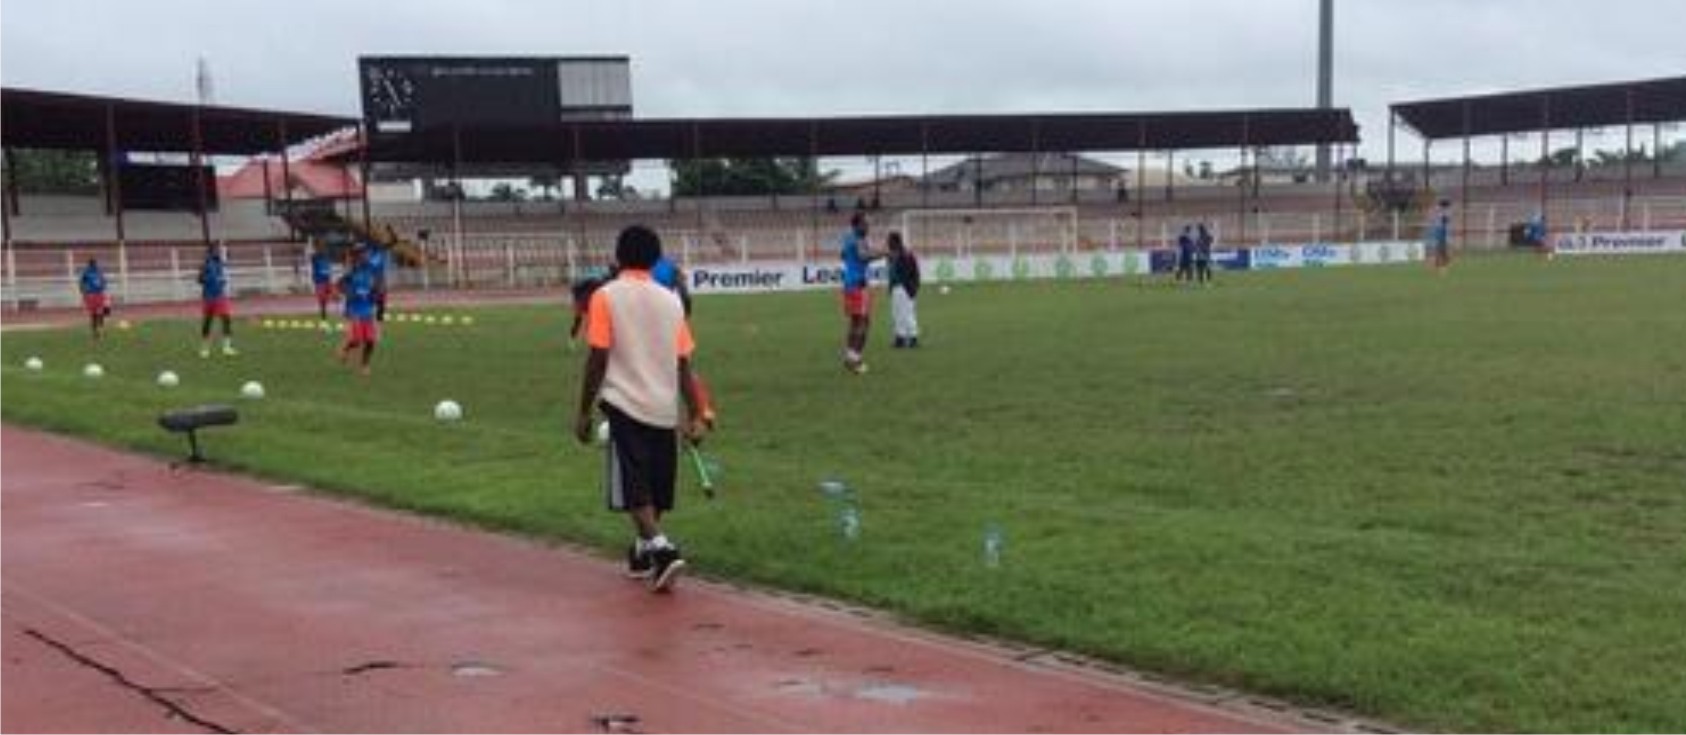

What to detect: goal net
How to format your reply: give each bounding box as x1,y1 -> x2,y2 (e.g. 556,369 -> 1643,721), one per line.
899,207 -> 1078,260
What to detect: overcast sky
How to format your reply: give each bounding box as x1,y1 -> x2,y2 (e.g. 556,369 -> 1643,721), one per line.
4,0 -> 1682,167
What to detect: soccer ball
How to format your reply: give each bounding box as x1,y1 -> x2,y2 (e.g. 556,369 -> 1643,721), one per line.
434,400 -> 463,422
83,363 -> 104,379
596,420 -> 610,444
940,285 -> 952,295
461,316 -> 475,326
157,371 -> 180,388
423,315 -> 437,325
240,381 -> 265,400
23,356 -> 43,371
117,320 -> 132,330
261,319 -> 274,329
441,315 -> 456,326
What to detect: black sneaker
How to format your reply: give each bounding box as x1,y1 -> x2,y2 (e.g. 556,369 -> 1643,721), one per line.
908,337 -> 919,348
625,543 -> 653,579
892,337 -> 906,349
648,545 -> 687,592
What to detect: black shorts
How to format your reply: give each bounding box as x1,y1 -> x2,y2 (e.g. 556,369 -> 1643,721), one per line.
602,402 -> 677,513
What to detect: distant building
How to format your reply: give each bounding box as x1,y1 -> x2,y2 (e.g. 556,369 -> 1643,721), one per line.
922,153 -> 1124,195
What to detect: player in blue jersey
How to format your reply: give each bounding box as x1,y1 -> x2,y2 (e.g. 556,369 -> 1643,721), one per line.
1429,199 -> 1453,273
364,240 -> 390,321
78,258 -> 110,340
337,246 -> 380,376
310,244 -> 335,320
197,246 -> 237,358
839,212 -> 886,374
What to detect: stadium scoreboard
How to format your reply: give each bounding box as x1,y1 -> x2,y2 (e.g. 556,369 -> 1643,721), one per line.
359,56 -> 632,134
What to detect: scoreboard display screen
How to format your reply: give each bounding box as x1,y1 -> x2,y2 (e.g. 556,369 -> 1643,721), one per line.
360,56 -> 628,134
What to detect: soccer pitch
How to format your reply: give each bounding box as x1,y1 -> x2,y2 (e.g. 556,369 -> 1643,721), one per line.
5,255 -> 1685,731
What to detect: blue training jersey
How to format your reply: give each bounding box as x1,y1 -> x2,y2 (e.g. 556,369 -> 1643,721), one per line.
342,266 -> 378,320
1431,214 -> 1451,246
651,256 -> 680,291
79,266 -> 106,295
365,245 -> 389,278
310,252 -> 333,284
199,257 -> 227,300
840,231 -> 869,291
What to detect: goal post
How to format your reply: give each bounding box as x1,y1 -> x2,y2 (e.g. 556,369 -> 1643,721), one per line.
898,206 -> 1078,260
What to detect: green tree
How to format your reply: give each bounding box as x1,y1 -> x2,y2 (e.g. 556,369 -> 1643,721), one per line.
527,174 -> 560,200
670,157 -> 837,196
487,182 -> 527,202
5,149 -> 100,194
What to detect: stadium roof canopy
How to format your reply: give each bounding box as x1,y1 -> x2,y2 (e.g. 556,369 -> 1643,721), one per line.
1,87 -> 355,155
1391,76 -> 1686,140
358,108 -> 1360,165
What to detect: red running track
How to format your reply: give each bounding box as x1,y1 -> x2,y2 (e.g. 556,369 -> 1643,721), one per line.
2,426 -> 1328,733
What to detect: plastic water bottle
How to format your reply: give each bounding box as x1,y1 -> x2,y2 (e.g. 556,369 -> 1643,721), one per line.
839,503 -> 861,542
982,523 -> 1004,568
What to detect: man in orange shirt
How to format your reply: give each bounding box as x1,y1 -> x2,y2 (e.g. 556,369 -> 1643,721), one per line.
576,225 -> 711,592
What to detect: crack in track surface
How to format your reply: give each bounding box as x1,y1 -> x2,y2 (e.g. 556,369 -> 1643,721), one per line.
23,628 -> 238,733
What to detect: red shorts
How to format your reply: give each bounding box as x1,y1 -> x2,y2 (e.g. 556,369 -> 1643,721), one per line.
82,293 -> 108,315
344,319 -> 379,345
202,296 -> 232,318
315,282 -> 333,302
842,288 -> 871,318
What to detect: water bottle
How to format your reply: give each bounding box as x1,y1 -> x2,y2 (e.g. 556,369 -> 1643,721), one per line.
982,523 -> 1004,568
839,503 -> 861,542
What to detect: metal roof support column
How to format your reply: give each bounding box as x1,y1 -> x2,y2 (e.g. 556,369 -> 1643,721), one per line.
1029,122 -> 1040,207
277,120 -> 294,240
1622,90 -> 1635,230
359,124 -> 373,227
1538,98 -> 1550,224
1238,115 -> 1250,244
1333,139 -> 1345,243
1460,101 -> 1471,248
450,123 -> 464,287
1500,134 -> 1509,186
919,121 -> 930,210
1135,121 -> 1147,251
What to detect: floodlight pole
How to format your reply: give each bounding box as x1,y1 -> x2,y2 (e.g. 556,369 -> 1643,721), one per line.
1574,127 -> 1585,183
190,105 -> 212,248
1315,0 -> 1334,183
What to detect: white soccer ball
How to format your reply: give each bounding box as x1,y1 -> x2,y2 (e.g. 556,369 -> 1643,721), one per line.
461,316 -> 475,326
440,315 -> 456,326
83,363 -> 104,379
423,315 -> 437,325
596,420 -> 610,444
157,370 -> 180,388
940,285 -> 952,295
240,381 -> 265,400
434,399 -> 463,422
24,356 -> 43,371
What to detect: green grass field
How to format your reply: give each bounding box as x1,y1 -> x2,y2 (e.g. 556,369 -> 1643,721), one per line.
5,255 -> 1686,732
